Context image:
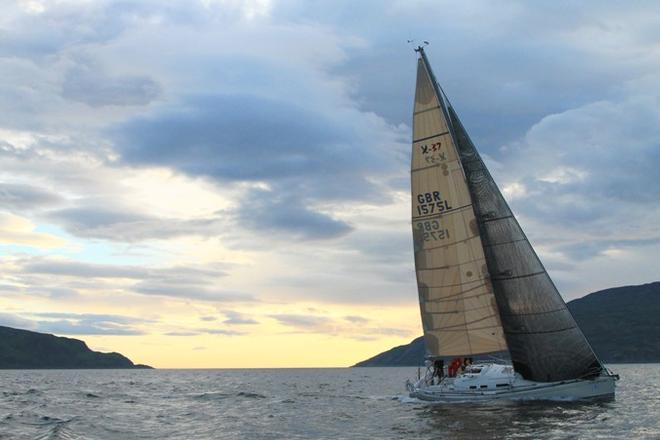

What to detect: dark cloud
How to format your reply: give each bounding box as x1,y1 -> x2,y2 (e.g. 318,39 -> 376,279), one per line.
0,1 -> 212,59
36,320 -> 145,336
0,183 -> 63,210
115,94 -> 354,180
164,331 -> 199,336
24,260 -> 148,279
204,328 -> 244,336
22,259 -> 227,282
133,282 -> 254,303
12,257 -> 241,303
269,312 -> 412,339
62,63 -> 160,107
46,205 -> 226,241
235,189 -> 352,240
343,315 -> 369,324
269,313 -> 332,331
164,327 -> 245,336
111,92 -> 404,239
0,313 -> 37,330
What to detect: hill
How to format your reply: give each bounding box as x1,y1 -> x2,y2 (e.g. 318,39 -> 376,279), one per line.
0,326 -> 151,369
354,281 -> 660,366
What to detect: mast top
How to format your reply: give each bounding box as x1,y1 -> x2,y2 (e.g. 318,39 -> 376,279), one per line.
410,40 -> 429,53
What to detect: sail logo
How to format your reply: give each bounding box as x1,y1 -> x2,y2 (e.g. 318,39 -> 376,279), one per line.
416,192 -> 452,216
420,142 -> 443,155
415,220 -> 450,242
420,142 -> 446,165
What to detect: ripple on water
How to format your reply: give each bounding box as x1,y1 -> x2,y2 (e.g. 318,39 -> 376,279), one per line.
0,365 -> 657,440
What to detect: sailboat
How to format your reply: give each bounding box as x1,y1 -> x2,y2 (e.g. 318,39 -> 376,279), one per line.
406,46 -> 618,401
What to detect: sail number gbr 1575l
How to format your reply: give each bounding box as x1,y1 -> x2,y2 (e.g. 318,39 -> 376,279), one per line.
415,192 -> 453,216
415,220 -> 450,242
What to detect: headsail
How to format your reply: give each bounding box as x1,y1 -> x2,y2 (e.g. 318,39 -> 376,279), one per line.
411,52 -> 508,358
447,105 -> 603,382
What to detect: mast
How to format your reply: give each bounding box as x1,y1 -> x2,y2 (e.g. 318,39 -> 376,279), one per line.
417,48 -> 604,381
411,47 -> 508,359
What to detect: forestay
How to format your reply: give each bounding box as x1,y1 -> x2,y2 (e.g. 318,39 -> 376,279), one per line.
411,56 -> 508,358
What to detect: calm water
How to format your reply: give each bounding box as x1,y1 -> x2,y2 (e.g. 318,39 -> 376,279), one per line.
0,364 -> 657,439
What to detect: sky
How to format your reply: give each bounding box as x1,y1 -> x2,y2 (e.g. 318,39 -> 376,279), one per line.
1,0 -> 659,368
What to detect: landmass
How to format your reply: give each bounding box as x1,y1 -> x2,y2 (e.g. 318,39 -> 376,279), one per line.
0,326 -> 152,369
354,281 -> 660,366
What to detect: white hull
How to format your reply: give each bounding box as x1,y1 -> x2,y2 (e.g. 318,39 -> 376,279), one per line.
407,363 -> 617,402
411,375 -> 616,402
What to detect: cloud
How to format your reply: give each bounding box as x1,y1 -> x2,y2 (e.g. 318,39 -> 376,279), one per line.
0,183 -> 63,210
0,312 -> 150,335
269,312 -> 412,339
0,313 -> 38,330
494,91 -> 660,264
22,258 -> 227,281
133,283 -> 254,302
222,310 -> 258,325
62,61 -> 161,107
10,257 -> 247,303
46,205 -> 226,242
343,315 -> 369,324
0,212 -> 66,248
234,189 -> 352,240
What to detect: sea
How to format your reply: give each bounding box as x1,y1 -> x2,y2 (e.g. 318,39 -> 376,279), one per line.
0,364 -> 657,439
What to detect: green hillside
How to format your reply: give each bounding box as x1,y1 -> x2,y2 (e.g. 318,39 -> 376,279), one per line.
0,326 -> 151,369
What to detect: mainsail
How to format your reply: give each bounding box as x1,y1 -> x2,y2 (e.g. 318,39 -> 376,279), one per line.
412,48 -> 604,382
411,54 -> 508,358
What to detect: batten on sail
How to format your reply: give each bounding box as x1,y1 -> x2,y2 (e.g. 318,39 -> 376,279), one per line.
412,57 -> 508,358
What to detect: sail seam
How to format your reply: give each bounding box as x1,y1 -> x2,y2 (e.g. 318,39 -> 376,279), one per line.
413,105 -> 442,115
412,204 -> 472,220
432,314 -> 501,330
484,238 -> 527,247
426,291 -> 494,303
499,308 -> 570,317
480,215 -> 514,224
412,131 -> 449,143
416,258 -> 486,271
505,325 -> 578,335
491,271 -> 545,281
411,161 -> 462,173
426,304 -> 500,314
415,233 -> 480,252
423,281 -> 487,297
